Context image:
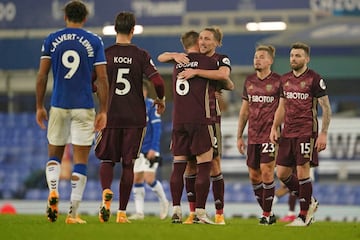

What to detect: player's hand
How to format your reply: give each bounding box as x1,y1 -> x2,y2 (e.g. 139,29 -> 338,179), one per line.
173,53 -> 190,64
154,97 -> 166,114
36,107 -> 48,130
269,127 -> 279,144
94,112 -> 107,132
315,132 -> 327,152
237,137 -> 246,155
178,68 -> 197,80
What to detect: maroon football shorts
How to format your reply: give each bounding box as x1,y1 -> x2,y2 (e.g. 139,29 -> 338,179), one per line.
276,136 -> 319,167
246,143 -> 276,169
171,123 -> 214,157
95,127 -> 145,165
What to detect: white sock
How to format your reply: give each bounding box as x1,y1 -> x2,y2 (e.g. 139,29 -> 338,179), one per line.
133,185 -> 145,214
45,160 -> 61,192
150,180 -> 168,203
69,172 -> 87,217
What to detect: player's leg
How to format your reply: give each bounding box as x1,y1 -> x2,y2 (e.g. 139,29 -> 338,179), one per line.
259,160 -> 276,225
46,107 -> 71,222
65,145 -> 90,224
211,123 -> 225,224
116,128 -> 144,223
169,125 -> 190,223
144,169 -> 169,219
129,155 -> 146,220
95,129 -> 117,223
194,148 -> 214,224
65,109 -> 95,224
210,156 -> 225,224
169,157 -> 187,223
184,158 -> 196,224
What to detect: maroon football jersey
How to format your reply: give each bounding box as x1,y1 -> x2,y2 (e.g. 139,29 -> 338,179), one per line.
280,68 -> 328,138
105,44 -> 159,128
172,52 -> 218,124
242,72 -> 281,144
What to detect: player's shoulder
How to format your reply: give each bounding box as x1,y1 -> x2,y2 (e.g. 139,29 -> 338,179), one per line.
245,72 -> 257,81
272,72 -> 282,79
281,71 -> 293,79
306,68 -> 321,78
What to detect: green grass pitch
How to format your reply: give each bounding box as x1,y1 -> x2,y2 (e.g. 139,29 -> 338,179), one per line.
0,214 -> 359,240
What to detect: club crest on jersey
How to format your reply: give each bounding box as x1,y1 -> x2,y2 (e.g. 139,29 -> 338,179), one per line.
222,57 -> 231,66
319,79 -> 326,90
266,84 -> 273,92
300,81 -> 306,89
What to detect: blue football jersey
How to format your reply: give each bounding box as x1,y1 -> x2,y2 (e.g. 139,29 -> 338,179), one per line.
141,98 -> 162,154
41,28 -> 106,109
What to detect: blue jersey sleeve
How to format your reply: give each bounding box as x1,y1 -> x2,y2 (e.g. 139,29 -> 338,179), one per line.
142,98 -> 162,153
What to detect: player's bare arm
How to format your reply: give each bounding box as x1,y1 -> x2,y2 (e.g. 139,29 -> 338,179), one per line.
237,100 -> 249,154
93,64 -> 109,132
315,95 -> 332,152
35,58 -> 51,129
270,98 -> 285,144
157,52 -> 189,64
179,65 -> 234,91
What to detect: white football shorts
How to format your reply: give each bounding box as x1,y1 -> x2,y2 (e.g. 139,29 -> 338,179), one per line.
133,153 -> 159,173
47,107 -> 96,146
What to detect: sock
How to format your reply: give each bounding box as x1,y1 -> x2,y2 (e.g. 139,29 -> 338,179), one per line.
211,174 -> 224,215
150,180 -> 168,203
195,161 -> 211,209
69,164 -> 87,217
185,174 -> 196,212
252,182 -> 263,210
99,161 -> 114,190
133,183 -> 145,214
288,193 -> 297,212
119,163 -> 134,211
46,158 -> 61,192
299,177 -> 312,216
262,181 -> 275,214
282,174 -> 300,197
170,161 -> 187,206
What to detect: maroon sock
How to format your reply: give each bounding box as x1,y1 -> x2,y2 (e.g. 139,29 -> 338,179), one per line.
253,182 -> 264,210
299,177 -> 312,214
262,181 -> 275,213
195,161 -> 212,209
288,193 -> 297,212
211,174 -> 224,213
282,174 -> 300,197
119,163 -> 134,211
99,161 -> 114,190
185,174 -> 196,211
170,161 -> 187,206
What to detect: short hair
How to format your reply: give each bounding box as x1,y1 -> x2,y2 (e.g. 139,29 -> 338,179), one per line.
256,45 -> 276,59
64,0 -> 88,23
291,42 -> 310,56
180,30 -> 199,49
202,26 -> 223,46
115,12 -> 136,34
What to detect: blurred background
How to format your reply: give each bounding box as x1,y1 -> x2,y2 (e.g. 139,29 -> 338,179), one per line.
0,0 -> 359,220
